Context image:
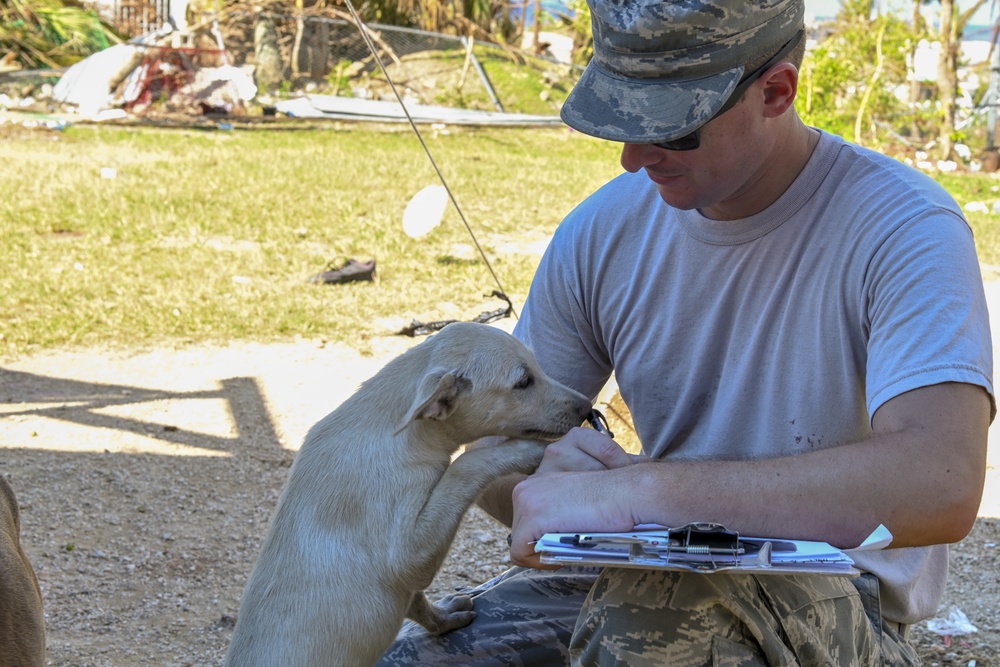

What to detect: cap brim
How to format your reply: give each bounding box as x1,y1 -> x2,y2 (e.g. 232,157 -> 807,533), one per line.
560,60 -> 743,144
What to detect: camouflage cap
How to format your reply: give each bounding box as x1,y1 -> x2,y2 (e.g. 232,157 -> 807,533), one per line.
561,0 -> 805,143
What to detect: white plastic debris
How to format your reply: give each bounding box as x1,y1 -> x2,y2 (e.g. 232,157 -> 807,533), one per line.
926,606 -> 978,636
92,109 -> 128,122
964,201 -> 989,213
53,43 -> 144,117
937,160 -> 958,173
402,185 -> 448,239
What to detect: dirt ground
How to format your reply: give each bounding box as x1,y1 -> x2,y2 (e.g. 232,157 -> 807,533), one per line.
1,314 -> 998,666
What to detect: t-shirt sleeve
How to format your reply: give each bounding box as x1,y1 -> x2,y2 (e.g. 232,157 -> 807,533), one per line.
864,207 -> 995,421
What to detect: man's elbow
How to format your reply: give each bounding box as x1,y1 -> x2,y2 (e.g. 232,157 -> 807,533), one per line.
909,466 -> 985,547
937,479 -> 985,544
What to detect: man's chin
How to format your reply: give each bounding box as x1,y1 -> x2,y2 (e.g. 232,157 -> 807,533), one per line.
655,185 -> 698,210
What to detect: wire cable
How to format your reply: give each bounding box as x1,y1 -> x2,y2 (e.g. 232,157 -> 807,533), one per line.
342,0 -> 518,318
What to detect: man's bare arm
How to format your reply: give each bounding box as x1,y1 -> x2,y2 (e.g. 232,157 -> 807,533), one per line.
508,382 -> 991,566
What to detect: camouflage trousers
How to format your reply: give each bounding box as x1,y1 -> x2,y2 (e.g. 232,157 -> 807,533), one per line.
376,567 -> 920,666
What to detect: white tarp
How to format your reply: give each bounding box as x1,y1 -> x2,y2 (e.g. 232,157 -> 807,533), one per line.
52,43 -> 144,116
274,95 -> 564,127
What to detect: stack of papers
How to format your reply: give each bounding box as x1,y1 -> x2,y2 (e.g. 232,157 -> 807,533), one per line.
535,522 -> 892,576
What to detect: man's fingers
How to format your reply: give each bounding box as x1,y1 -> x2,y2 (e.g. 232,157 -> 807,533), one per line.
536,428 -> 635,473
509,542 -> 560,569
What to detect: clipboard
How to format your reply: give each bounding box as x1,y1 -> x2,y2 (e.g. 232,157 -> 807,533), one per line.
535,522 -> 893,576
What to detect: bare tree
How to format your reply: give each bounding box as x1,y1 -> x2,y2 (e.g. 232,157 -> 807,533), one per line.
934,0 -> 990,160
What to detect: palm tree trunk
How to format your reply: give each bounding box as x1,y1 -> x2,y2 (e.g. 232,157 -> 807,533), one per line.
936,0 -> 959,161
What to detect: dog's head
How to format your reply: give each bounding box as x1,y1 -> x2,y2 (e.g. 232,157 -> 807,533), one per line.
396,323 -> 591,444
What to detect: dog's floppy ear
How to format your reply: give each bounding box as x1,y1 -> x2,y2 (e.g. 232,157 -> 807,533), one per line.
395,369 -> 471,434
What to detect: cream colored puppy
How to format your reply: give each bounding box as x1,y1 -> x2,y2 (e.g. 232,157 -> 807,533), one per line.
0,475 -> 46,667
225,322 -> 591,667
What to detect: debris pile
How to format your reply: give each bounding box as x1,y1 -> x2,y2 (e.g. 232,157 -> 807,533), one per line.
0,0 -> 575,129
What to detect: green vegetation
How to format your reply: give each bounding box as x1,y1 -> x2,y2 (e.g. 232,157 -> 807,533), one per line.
0,125 -> 622,357
422,49 -> 574,115
4,124 -> 1000,360
0,0 -> 119,69
797,10 -> 915,147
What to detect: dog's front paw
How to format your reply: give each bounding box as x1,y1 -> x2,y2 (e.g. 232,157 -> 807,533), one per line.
428,593 -> 475,635
500,438 -> 549,474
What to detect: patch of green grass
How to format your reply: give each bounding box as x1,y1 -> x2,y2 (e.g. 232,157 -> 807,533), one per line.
474,52 -> 576,115
0,124 -> 622,357
379,48 -> 576,115
5,124 -> 1000,359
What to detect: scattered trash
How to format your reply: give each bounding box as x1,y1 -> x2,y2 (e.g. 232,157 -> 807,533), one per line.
926,606 -> 979,636
307,258 -> 376,285
92,108 -> 128,122
396,290 -> 513,337
403,185 -> 448,238
272,94 -> 563,127
964,201 -> 989,214
52,43 -> 146,117
100,167 -> 118,179
937,160 -> 959,173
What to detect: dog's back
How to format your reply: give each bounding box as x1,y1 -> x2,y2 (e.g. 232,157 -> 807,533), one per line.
0,475 -> 45,667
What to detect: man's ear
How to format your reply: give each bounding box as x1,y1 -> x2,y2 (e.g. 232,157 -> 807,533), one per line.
760,62 -> 798,118
395,369 -> 472,434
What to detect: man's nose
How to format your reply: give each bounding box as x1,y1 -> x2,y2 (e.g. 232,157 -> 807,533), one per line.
620,143 -> 665,173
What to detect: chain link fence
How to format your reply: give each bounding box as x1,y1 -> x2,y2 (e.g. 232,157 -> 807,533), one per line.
206,11 -> 579,115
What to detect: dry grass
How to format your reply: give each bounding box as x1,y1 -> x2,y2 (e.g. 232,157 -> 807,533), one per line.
4,122 -> 1000,360
0,123 -> 622,357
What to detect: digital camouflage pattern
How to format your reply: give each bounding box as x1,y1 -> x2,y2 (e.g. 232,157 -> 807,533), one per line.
570,570 -> 919,666
376,567 -> 919,666
560,0 -> 805,144
377,567 -> 599,666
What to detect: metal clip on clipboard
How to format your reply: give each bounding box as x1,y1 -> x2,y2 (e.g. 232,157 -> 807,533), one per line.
626,522 -> 770,572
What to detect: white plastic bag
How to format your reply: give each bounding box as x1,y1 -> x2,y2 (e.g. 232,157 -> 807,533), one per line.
926,606 -> 978,636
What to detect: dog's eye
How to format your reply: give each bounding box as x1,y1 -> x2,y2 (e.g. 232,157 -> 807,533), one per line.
514,374 -> 534,390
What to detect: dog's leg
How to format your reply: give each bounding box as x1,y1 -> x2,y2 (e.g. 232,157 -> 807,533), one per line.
401,438 -> 546,592
406,590 -> 475,635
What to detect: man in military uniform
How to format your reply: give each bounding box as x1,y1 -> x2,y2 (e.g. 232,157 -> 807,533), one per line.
379,1 -> 994,664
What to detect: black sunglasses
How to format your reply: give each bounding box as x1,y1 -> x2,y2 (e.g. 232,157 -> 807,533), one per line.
651,29 -> 804,152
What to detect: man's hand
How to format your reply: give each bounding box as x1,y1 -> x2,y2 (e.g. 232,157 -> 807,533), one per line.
508,427 -> 648,568
536,426 -> 647,473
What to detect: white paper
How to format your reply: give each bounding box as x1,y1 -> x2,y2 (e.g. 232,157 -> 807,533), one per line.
535,523 -> 893,576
